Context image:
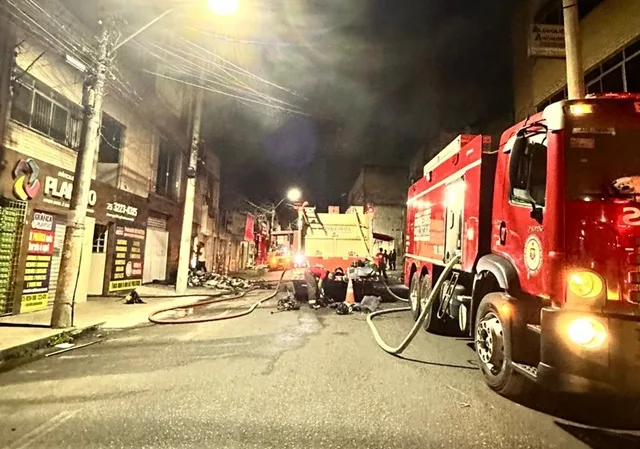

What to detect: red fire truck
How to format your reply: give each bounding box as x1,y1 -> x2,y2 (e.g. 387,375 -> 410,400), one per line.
405,94 -> 640,396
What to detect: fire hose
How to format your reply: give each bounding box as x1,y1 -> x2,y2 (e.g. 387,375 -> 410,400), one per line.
381,279 -> 410,303
148,270 -> 287,325
367,256 -> 460,355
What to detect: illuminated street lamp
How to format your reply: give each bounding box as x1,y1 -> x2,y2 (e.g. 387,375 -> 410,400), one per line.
113,0 -> 239,52
286,187 -> 302,203
207,0 -> 239,15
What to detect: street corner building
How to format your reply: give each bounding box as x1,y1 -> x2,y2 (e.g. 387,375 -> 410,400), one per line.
513,0 -> 640,120
0,3 -> 220,317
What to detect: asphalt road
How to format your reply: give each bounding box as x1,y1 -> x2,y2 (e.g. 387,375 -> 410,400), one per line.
1,284 -> 640,448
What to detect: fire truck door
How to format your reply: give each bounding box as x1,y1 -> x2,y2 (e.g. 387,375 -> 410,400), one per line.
444,179 -> 465,263
501,135 -> 548,295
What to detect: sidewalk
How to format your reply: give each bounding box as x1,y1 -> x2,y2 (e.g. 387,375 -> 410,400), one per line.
0,284 -> 223,362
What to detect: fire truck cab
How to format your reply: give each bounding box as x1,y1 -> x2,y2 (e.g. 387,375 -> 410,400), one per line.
405,94 -> 640,396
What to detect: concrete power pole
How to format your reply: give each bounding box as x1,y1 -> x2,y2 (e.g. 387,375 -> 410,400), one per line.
51,23 -> 112,328
563,0 -> 585,99
176,85 -> 204,294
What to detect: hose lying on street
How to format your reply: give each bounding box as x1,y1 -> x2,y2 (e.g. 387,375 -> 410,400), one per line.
380,279 -> 410,303
148,270 -> 287,325
367,256 -> 460,355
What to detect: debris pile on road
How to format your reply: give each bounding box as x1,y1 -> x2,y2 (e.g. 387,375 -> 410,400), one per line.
187,270 -> 272,291
276,290 -> 300,312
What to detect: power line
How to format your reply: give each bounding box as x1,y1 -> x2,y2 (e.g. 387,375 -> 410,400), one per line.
144,70 -> 309,116
140,41 -> 298,108
180,38 -> 306,100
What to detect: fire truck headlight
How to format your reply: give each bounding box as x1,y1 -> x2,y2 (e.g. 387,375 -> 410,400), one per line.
568,271 -> 604,299
567,318 -> 607,349
569,103 -> 594,116
294,253 -> 306,265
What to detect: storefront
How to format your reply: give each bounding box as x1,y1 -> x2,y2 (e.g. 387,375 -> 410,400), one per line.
0,149 -> 148,316
143,214 -> 169,283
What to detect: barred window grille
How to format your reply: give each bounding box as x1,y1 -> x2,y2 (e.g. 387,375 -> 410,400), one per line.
10,73 -> 84,151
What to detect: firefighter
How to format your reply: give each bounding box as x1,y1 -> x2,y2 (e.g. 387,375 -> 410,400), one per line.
375,248 -> 388,281
304,265 -> 328,309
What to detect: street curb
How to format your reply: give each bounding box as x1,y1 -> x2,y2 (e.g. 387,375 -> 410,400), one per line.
0,322 -> 105,366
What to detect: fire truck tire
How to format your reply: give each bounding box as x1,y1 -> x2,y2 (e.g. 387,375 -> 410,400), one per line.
409,272 -> 422,321
420,274 -> 447,333
475,293 -> 530,397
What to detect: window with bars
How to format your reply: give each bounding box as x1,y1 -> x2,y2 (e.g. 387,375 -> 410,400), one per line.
10,73 -> 83,150
537,36 -> 640,112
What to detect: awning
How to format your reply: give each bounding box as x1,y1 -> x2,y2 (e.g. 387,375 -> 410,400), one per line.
373,232 -> 394,242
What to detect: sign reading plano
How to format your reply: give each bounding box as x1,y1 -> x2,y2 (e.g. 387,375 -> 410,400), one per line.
43,171 -> 97,208
1,149 -> 148,226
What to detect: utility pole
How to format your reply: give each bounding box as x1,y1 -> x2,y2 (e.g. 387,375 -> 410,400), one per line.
563,0 -> 585,99
51,23 -> 112,328
176,84 -> 204,294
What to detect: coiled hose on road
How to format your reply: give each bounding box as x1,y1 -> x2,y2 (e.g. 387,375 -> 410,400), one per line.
148,270 -> 287,325
367,256 -> 460,355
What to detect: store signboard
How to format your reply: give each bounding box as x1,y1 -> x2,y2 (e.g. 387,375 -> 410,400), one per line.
244,214 -> 255,242
108,225 -> 146,292
21,212 -> 56,312
528,24 -> 566,58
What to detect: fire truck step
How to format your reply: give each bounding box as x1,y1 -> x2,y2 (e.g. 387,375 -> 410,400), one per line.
512,362 -> 538,381
526,324 -> 542,334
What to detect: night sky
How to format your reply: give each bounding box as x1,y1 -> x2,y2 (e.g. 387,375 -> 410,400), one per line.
201,0 -> 515,208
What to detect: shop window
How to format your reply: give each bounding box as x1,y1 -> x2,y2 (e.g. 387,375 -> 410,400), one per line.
99,114 -> 124,164
601,66 -> 624,93
587,80 -> 602,94
10,73 -> 83,150
626,54 -> 640,93
626,39 -> 640,60
602,52 -> 624,73
155,139 -> 181,200
92,224 -> 108,253
537,37 -> 640,110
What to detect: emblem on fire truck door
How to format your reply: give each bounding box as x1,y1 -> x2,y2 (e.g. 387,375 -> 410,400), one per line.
524,235 -> 542,275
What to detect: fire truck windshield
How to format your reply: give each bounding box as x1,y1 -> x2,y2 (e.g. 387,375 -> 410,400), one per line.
566,126 -> 640,199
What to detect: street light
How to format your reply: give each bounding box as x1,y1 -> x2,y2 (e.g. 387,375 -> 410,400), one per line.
269,187 -> 303,240
113,0 -> 239,52
286,187 -> 302,203
207,0 -> 239,15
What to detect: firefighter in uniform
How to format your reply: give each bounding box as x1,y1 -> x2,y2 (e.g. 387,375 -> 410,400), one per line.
304,265 -> 328,309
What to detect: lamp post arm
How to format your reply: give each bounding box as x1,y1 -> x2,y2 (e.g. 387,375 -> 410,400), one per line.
112,8 -> 175,53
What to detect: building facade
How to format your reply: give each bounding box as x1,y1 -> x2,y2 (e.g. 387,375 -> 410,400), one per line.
0,7 -> 197,315
513,0 -> 640,120
347,166 -> 408,258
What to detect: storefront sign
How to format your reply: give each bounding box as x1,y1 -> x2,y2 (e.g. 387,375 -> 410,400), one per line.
528,24 -> 565,58
20,212 -> 55,313
244,214 -> 255,242
108,225 -> 145,292
43,172 -> 97,208
106,201 -> 139,222
13,159 -> 41,201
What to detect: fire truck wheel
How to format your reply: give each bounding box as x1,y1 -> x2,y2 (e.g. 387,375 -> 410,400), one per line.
420,274 -> 446,333
409,272 -> 422,321
475,294 -> 529,397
